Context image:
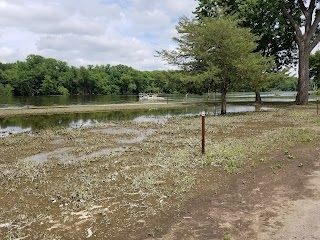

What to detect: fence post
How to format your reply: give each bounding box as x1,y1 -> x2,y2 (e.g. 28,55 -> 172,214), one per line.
202,111 -> 205,154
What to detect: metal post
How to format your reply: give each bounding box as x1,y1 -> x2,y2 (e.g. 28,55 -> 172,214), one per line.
202,111 -> 205,154
317,98 -> 319,115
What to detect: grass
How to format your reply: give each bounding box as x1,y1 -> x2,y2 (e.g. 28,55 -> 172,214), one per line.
0,106 -> 319,239
0,102 -> 193,117
204,127 -> 316,173
223,234 -> 232,240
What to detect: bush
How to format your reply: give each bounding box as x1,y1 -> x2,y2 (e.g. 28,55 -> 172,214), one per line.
58,86 -> 69,96
0,83 -> 13,96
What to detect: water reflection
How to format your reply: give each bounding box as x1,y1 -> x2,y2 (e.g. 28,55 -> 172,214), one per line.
0,104 -> 273,137
22,147 -> 126,163
0,95 -> 140,108
0,126 -> 32,138
1,91 -> 318,109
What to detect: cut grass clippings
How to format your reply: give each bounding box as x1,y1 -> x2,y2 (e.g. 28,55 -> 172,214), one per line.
0,106 -> 319,239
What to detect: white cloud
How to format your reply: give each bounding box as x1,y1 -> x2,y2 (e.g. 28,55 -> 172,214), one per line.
0,0 -> 197,70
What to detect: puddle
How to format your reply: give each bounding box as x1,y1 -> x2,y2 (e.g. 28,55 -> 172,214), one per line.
22,148 -> 72,163
133,116 -> 169,124
0,104 -> 275,138
92,127 -> 155,144
22,147 -> 126,163
0,126 -> 31,138
22,126 -> 154,163
226,106 -> 273,113
69,119 -> 99,129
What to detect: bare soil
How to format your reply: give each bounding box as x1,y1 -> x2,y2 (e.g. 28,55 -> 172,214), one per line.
0,105 -> 319,240
145,144 -> 320,240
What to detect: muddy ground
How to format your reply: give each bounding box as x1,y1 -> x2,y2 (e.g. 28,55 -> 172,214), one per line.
0,105 -> 319,239
151,143 -> 320,240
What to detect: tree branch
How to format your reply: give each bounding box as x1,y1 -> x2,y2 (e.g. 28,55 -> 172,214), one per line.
305,0 -> 317,31
298,0 -> 308,16
308,10 -> 320,40
280,3 -> 303,42
308,0 -> 316,14
309,35 -> 320,52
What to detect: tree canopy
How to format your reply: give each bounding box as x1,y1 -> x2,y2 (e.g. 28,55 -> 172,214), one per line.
194,0 -> 297,69
194,0 -> 320,105
160,16 -> 272,113
310,50 -> 320,89
0,55 -> 179,97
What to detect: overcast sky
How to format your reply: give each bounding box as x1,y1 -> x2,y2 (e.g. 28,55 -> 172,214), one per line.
0,0 -> 197,70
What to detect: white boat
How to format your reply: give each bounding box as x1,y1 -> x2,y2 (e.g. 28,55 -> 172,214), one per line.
139,93 -> 164,101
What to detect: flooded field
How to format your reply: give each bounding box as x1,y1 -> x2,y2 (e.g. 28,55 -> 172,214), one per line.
1,91 -> 314,109
0,104 -> 319,239
0,103 -> 275,137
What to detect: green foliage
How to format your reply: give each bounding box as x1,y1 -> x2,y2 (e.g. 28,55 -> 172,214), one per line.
0,52 -> 289,97
223,234 -> 232,240
0,83 -> 13,96
161,16 -> 270,82
194,0 -> 298,69
160,16 -> 272,113
310,51 -> 320,87
0,55 -> 194,96
57,86 -> 69,96
194,0 -> 320,104
264,70 -> 298,91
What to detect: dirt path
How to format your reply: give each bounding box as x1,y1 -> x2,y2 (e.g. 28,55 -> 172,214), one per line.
146,144 -> 320,240
272,170 -> 320,240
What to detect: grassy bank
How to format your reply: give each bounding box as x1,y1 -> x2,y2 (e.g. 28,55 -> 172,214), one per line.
0,102 -> 194,118
0,106 -> 319,239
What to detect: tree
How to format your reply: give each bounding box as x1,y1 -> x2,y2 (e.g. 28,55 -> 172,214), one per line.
160,16 -> 271,114
310,50 -> 320,89
40,75 -> 58,95
194,0 -> 297,69
281,0 -> 320,104
235,57 -> 274,104
194,0 -> 320,105
0,83 -> 13,96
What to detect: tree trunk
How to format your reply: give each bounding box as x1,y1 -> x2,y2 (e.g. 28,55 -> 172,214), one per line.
296,45 -> 310,105
221,80 -> 227,115
255,91 -> 262,104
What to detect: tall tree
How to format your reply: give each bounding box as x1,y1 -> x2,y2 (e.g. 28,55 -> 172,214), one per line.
194,0 -> 320,105
160,17 -> 271,114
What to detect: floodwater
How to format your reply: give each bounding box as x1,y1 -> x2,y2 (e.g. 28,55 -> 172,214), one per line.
1,91 -> 316,109
0,103 -> 274,137
22,127 -> 154,163
2,91 -> 315,137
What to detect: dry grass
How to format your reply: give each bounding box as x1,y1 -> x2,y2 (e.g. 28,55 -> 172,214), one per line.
0,106 -> 319,239
0,102 -> 192,117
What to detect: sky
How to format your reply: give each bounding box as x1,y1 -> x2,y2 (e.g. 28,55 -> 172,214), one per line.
0,0 -> 198,71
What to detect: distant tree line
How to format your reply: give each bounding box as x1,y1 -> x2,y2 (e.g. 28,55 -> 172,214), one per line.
0,54 -> 298,97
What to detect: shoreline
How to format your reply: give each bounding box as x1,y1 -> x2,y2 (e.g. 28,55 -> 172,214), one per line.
0,102 -> 196,118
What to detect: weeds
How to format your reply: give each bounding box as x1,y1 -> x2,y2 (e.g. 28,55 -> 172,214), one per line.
0,107 -> 319,239
270,163 -> 285,170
